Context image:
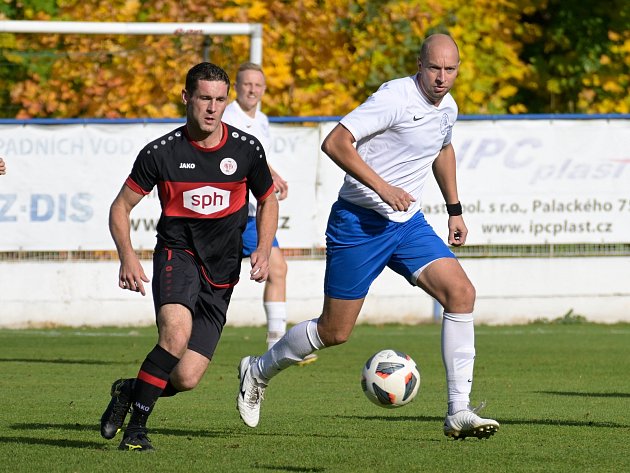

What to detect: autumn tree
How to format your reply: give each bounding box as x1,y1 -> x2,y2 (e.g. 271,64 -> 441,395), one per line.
0,0 -> 627,117
514,0 -> 630,113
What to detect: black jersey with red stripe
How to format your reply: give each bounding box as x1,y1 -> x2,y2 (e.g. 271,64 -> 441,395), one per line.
125,123 -> 274,287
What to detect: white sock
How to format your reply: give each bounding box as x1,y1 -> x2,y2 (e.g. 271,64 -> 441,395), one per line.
254,318 -> 324,383
441,312 -> 475,415
264,302 -> 287,350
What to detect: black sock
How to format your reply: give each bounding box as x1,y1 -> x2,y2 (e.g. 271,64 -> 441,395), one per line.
126,344 -> 179,433
160,380 -> 181,398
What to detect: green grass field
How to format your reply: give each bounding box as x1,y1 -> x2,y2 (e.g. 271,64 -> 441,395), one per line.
1,323 -> 629,472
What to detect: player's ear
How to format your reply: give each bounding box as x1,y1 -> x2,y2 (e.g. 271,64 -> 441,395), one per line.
182,89 -> 189,105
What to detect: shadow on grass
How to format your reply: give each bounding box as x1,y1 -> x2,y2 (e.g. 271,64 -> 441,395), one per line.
338,415 -> 629,429
537,390 -> 630,398
0,358 -> 131,365
2,429 -> 326,471
8,421 -> 405,443
10,410 -> 628,451
9,422 -> 241,437
252,466 -> 325,472
0,436 -> 105,449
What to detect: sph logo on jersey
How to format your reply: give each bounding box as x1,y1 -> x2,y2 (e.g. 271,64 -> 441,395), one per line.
183,186 -> 230,215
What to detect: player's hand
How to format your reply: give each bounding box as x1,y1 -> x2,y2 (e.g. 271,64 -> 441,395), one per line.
118,257 -> 149,296
272,173 -> 288,201
249,251 -> 270,282
448,215 -> 468,246
379,184 -> 415,212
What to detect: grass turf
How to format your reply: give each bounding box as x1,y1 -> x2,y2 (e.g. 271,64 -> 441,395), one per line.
0,323 -> 628,472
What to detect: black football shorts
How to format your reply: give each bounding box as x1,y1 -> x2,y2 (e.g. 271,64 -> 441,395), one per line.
152,247 -> 233,359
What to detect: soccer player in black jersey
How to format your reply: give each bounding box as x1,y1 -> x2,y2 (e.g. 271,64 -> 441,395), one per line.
100,62 -> 278,451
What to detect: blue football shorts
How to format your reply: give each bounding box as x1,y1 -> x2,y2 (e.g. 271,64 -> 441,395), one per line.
324,199 -> 456,300
242,216 -> 280,257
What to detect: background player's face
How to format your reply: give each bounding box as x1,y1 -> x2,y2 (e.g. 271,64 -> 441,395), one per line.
417,40 -> 460,106
184,79 -> 229,135
235,69 -> 266,113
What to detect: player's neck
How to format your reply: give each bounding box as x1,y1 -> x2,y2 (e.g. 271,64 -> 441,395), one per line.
237,99 -> 257,118
186,123 -> 224,149
415,72 -> 443,107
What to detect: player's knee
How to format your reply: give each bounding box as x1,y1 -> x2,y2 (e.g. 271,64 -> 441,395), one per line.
269,253 -> 288,278
158,337 -> 189,358
269,259 -> 287,282
459,281 -> 476,304
444,281 -> 476,311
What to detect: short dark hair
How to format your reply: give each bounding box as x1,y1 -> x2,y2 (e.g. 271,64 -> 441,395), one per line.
185,62 -> 230,95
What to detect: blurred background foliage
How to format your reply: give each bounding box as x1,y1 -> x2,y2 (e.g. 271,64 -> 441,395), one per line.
0,0 -> 628,118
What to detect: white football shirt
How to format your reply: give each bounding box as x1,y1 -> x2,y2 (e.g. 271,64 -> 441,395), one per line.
339,74 -> 458,222
222,101 -> 272,216
222,101 -> 271,152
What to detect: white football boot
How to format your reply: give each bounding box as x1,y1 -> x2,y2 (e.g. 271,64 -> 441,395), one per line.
443,403 -> 500,439
236,356 -> 267,428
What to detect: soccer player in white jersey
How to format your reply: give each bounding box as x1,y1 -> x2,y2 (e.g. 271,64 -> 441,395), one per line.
236,34 -> 499,440
223,63 -> 317,364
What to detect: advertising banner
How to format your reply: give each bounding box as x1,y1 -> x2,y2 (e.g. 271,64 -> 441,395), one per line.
1,118 -> 628,251
422,119 -> 630,244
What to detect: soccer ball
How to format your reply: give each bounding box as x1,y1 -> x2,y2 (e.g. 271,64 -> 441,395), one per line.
361,349 -> 420,408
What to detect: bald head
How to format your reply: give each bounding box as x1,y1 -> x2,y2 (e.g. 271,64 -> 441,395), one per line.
416,34 -> 460,105
419,34 -> 460,65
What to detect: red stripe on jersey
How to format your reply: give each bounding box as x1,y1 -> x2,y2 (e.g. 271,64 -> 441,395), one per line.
159,180 -> 247,218
137,370 -> 168,389
257,184 -> 275,203
125,176 -> 151,195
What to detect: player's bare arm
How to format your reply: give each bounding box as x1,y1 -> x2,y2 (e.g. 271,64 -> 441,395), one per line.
109,184 -> 150,295
250,192 -> 279,282
432,143 -> 468,246
321,124 -> 415,211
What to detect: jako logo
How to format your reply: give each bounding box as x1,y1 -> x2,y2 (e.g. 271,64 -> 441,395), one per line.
180,163 -> 196,169
183,185 -> 230,215
134,401 -> 150,412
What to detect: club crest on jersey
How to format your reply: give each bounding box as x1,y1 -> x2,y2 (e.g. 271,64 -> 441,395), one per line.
183,185 -> 230,215
440,113 -> 451,135
220,158 -> 237,175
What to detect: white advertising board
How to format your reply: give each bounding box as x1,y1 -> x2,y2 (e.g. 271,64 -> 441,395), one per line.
0,118 -> 628,251
423,119 -> 630,244
0,123 -> 173,250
